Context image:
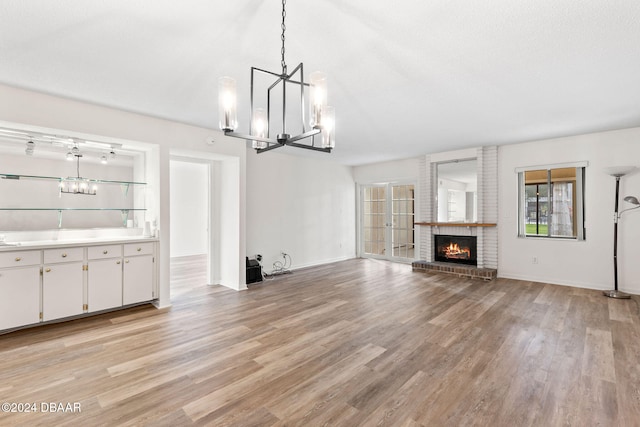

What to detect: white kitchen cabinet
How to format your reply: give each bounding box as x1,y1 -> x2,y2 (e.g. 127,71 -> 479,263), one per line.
87,244 -> 123,312
0,266 -> 41,330
0,250 -> 41,269
0,239 -> 157,333
42,261 -> 84,321
88,258 -> 123,312
123,255 -> 153,305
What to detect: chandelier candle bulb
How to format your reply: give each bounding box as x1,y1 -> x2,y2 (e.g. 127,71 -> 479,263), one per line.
321,106 -> 335,149
218,77 -> 238,131
251,108 -> 268,149
310,71 -> 327,129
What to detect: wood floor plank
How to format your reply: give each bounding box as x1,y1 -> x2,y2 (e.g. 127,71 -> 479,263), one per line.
582,327 -> 616,383
608,298 -> 635,323
1,256 -> 639,425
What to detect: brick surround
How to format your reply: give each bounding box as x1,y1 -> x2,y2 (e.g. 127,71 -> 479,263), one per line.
415,146 -> 498,279
412,260 -> 497,281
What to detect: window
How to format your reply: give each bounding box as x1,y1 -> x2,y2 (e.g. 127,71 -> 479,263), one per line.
517,164 -> 586,240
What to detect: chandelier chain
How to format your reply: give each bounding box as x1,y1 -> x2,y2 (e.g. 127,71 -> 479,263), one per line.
281,0 -> 287,74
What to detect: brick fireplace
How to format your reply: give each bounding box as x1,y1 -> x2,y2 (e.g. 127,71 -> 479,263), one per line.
412,146 -> 498,280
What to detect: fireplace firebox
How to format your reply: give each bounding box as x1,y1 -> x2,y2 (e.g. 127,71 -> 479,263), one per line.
434,235 -> 477,266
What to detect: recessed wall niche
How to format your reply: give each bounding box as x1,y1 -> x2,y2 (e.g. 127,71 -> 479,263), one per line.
0,151 -> 145,231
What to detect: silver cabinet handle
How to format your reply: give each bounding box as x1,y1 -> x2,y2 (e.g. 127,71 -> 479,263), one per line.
62,253 -> 67,258
116,261 -> 121,265
137,248 -> 142,252
103,250 -> 108,254
45,268 -> 51,272
15,257 -> 21,262
125,260 -> 130,263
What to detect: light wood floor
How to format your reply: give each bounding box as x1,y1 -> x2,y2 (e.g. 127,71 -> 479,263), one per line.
1,258 -> 639,426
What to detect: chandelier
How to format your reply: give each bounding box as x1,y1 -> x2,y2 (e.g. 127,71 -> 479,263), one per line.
59,150 -> 97,196
218,0 -> 335,154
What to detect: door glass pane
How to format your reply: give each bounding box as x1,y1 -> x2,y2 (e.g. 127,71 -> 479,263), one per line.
363,186 -> 386,256
391,184 -> 415,260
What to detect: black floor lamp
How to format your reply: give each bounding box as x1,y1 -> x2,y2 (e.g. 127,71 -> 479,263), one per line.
603,166 -> 640,299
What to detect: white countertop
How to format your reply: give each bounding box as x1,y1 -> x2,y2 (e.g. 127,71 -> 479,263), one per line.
0,236 -> 158,251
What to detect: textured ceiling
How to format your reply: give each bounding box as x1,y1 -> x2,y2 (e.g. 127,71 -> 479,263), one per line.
1,0 -> 639,165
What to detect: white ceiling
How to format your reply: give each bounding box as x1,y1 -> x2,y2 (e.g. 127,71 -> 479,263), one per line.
1,0 -> 639,166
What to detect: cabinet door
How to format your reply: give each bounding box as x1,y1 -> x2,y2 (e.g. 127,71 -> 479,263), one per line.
88,258 -> 123,312
123,255 -> 153,305
42,262 -> 84,321
0,267 -> 40,330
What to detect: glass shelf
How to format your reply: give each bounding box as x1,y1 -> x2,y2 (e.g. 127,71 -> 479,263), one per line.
1,173 -> 146,198
0,208 -> 146,228
1,172 -> 147,230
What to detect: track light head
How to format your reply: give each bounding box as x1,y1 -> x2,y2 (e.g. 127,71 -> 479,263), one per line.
25,140 -> 35,156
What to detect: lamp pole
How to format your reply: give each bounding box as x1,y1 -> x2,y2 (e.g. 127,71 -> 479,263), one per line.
603,173 -> 631,299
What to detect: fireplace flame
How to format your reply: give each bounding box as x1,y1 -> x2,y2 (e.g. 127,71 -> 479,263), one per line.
444,242 -> 471,259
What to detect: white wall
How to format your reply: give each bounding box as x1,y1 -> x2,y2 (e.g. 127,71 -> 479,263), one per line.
220,157 -> 242,286
169,160 -> 208,257
246,150 -> 356,272
352,157 -> 420,184
0,83 -> 247,304
499,127 -> 640,294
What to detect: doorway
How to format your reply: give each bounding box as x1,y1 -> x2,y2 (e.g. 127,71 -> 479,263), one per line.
169,159 -> 210,298
360,183 -> 416,262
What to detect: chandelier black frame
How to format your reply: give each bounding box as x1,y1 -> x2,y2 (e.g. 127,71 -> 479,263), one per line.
218,0 -> 334,154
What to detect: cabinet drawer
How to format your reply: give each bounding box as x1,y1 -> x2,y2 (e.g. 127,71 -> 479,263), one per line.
0,250 -> 41,268
43,247 -> 84,264
88,244 -> 122,260
124,242 -> 154,257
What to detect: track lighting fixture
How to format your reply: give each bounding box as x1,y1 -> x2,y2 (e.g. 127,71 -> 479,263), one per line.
66,144 -> 80,161
25,140 -> 35,156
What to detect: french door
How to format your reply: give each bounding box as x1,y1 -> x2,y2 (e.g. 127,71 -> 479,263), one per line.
361,183 -> 415,261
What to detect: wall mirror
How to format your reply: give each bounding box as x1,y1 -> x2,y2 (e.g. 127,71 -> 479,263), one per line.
436,158 -> 477,223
